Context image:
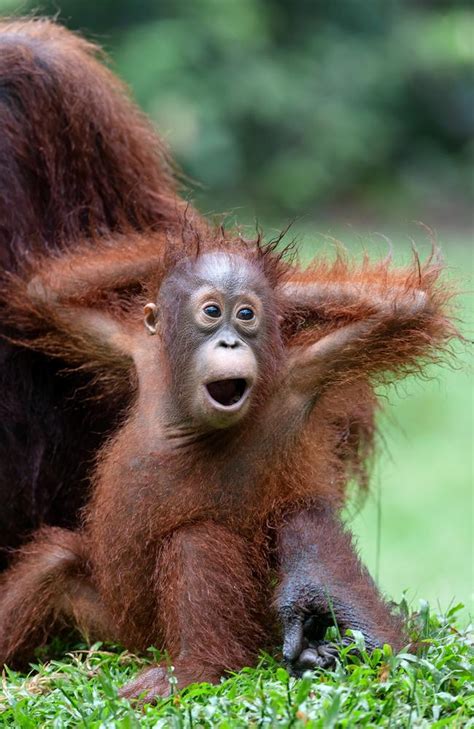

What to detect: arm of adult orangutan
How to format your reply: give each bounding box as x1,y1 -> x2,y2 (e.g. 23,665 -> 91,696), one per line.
275,506 -> 406,676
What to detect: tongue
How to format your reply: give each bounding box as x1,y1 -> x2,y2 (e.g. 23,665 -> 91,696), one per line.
206,379 -> 245,407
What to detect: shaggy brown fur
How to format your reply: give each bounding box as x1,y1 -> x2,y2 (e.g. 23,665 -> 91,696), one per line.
0,213 -> 457,699
0,15 -> 459,705
0,17 -> 184,268
0,17 -> 196,564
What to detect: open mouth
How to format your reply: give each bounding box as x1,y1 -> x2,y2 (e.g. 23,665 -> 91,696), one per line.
205,378 -> 248,408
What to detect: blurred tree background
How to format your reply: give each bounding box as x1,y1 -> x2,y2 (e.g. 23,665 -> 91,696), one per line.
1,0 -> 472,611
2,0 -> 472,226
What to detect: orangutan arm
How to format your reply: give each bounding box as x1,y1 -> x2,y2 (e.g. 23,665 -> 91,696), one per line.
280,279 -> 412,314
28,231 -> 167,304
26,273 -> 135,360
287,293 -> 427,392
275,506 -> 406,675
17,232 -> 169,362
283,258 -> 455,395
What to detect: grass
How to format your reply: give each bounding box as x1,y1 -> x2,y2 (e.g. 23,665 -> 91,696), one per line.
0,604 -> 472,727
1,228 -> 472,726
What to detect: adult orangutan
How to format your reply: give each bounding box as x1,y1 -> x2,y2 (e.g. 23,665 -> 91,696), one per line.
0,219 -> 456,701
0,17 -> 194,564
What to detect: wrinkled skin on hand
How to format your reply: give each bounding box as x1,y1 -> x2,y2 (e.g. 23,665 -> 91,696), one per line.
280,588 -> 386,676
276,508 -> 406,677
282,611 -> 340,676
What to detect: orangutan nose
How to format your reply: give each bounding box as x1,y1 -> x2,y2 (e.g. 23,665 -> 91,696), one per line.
217,335 -> 240,349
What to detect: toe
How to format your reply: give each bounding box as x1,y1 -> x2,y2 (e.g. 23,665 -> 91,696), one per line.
119,666 -> 173,703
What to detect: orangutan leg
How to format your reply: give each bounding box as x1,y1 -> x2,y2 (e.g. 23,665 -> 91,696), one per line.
0,527 -> 111,669
120,521 -> 269,702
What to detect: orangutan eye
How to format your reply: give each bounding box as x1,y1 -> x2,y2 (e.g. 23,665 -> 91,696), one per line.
203,304 -> 221,319
237,307 -> 255,321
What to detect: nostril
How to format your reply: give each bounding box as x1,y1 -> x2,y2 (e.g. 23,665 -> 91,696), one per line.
217,339 -> 240,349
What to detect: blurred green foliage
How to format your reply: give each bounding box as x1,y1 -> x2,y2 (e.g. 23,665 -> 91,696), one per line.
3,0 -> 473,221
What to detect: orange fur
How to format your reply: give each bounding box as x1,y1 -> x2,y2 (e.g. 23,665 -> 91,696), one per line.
0,17 -> 201,563
0,234 -> 458,698
0,18 -> 460,703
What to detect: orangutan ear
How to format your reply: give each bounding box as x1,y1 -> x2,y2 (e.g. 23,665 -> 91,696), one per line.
144,303 -> 159,335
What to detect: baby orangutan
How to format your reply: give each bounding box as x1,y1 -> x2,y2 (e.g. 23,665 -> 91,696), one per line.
0,231 -> 455,702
